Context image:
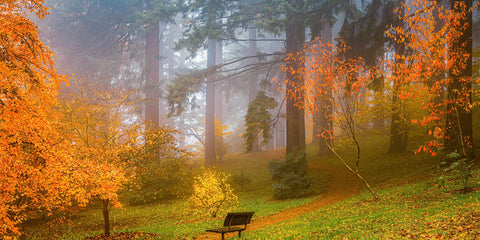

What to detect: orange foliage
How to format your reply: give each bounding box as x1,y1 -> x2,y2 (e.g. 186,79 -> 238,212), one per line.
281,39 -> 380,200
0,0 -> 73,237
387,0 -> 476,156
58,83 -> 136,207
282,0 -> 477,157
0,1 -> 137,237
281,39 -> 373,141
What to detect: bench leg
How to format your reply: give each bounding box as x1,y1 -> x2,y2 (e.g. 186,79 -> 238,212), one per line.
221,233 -> 225,240
238,230 -> 242,238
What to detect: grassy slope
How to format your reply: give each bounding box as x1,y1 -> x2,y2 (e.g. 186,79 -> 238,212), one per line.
244,133 -> 480,239
244,174 -> 480,239
22,132 -> 479,239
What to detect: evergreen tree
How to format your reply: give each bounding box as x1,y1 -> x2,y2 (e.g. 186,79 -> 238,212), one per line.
445,0 -> 474,160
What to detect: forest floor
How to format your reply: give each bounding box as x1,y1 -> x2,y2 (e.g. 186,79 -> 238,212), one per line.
71,159 -> 358,240
26,140 -> 480,239
192,160 -> 363,240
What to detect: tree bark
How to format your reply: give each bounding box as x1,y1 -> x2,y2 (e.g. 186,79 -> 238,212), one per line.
328,142 -> 379,201
312,23 -> 333,156
158,23 -> 168,127
102,199 -> 110,237
145,1 -> 160,129
167,24 -> 176,80
445,0 -> 474,160
205,38 -> 217,166
389,80 -> 406,153
285,0 -> 306,161
248,26 -> 261,152
215,40 -> 225,162
389,6 -> 407,153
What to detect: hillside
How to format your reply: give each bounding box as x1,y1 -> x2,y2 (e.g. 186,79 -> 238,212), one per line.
22,139 -> 480,239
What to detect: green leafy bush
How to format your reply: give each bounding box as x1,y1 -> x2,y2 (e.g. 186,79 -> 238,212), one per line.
231,170 -> 252,190
269,150 -> 312,199
438,151 -> 473,193
125,128 -> 193,205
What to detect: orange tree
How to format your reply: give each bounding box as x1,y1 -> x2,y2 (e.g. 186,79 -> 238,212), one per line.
0,0 -> 89,237
58,82 -> 142,236
386,0 -> 477,158
282,40 -> 379,200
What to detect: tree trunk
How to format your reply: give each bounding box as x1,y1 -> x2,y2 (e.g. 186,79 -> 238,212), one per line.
205,38 -> 217,166
164,23 -> 176,127
248,26 -> 261,152
215,40 -> 225,162
425,4 -> 447,154
145,9 -> 160,129
389,57 -> 406,152
372,77 -> 385,130
312,23 -> 333,156
389,80 -> 405,153
445,0 -> 474,160
389,6 -> 407,153
276,119 -> 286,148
167,24 -> 176,80
285,1 -> 306,161
158,23 -> 168,127
102,199 -> 110,237
328,143 -> 379,201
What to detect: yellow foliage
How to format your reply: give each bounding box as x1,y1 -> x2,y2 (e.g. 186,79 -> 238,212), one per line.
188,168 -> 238,218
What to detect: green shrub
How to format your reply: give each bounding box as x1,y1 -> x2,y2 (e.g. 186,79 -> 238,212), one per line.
132,158 -> 193,204
269,149 -> 312,199
231,170 -> 252,190
438,151 -> 473,193
125,128 -> 194,205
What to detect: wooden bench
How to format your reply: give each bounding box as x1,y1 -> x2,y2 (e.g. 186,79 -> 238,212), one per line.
206,212 -> 254,240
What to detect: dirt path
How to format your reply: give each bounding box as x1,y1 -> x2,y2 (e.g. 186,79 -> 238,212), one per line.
193,161 -> 362,239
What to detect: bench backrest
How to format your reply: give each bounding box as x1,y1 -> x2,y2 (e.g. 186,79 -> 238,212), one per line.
223,212 -> 254,227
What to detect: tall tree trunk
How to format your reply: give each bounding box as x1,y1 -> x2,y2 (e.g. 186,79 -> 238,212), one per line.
164,24 -> 176,127
312,23 -> 333,156
389,6 -> 407,153
205,38 -> 217,166
102,199 -> 110,237
372,77 -> 385,130
285,0 -> 306,160
167,24 -> 176,80
158,23 -> 168,127
446,0 -> 474,160
145,10 -> 160,129
215,40 -> 225,162
248,26 -> 261,152
423,3 -> 447,154
389,78 -> 405,153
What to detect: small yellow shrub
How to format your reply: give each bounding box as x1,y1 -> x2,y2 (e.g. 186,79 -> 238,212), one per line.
188,168 -> 238,218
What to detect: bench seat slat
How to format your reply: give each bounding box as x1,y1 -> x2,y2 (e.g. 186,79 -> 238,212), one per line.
206,212 -> 254,239
206,226 -> 245,233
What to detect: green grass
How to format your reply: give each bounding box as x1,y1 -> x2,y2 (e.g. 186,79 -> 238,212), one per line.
23,191 -> 320,240
22,133 -> 477,240
244,172 -> 480,239
313,132 -> 441,188
22,149 -> 326,240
